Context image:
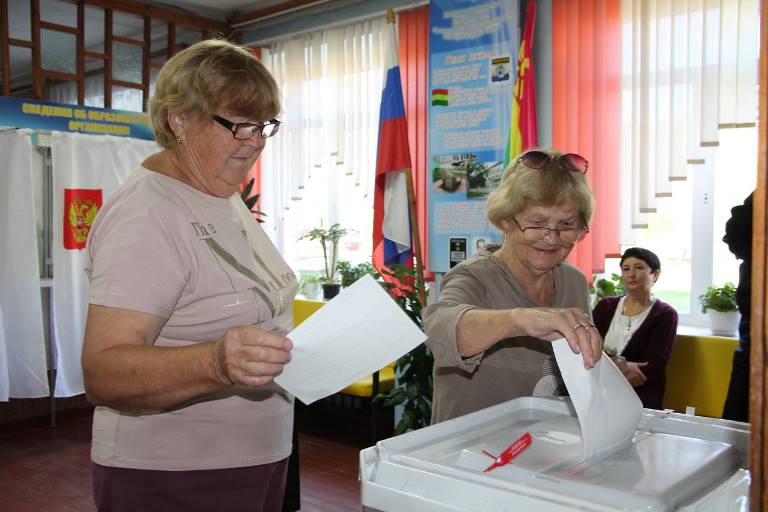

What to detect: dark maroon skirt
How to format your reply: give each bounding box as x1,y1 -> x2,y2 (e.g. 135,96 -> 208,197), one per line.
92,458 -> 289,512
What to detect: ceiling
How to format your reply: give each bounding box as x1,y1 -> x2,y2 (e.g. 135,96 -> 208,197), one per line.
146,0 -> 294,21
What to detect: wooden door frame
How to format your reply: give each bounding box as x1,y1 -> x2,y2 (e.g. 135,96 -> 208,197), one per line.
752,0 -> 767,509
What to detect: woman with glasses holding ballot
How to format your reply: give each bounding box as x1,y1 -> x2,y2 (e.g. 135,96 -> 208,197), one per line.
425,148 -> 603,424
592,248 -> 678,409
81,40 -> 296,511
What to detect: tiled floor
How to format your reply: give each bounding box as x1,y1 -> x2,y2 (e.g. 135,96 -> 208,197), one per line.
0,408 -> 366,512
0,410 -> 94,512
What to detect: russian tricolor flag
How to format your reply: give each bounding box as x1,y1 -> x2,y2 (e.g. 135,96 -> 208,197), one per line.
373,20 -> 413,269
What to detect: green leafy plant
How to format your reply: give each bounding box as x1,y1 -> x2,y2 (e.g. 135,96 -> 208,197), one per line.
240,177 -> 266,223
297,271 -> 323,299
299,223 -> 348,284
590,273 -> 625,305
699,282 -> 738,313
374,264 -> 433,435
337,260 -> 376,288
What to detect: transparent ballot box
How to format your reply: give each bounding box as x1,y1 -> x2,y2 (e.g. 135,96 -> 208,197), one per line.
360,397 -> 750,512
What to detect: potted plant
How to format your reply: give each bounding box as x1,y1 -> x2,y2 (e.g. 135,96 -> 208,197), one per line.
374,264 -> 433,435
300,223 -> 348,299
297,271 -> 323,300
337,260 -> 376,288
590,272 -> 626,306
699,282 -> 739,336
240,177 -> 266,223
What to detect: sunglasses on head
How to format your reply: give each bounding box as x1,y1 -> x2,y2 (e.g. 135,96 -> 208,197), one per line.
515,150 -> 589,174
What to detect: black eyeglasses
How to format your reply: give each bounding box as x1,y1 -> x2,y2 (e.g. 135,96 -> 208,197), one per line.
514,150 -> 589,174
211,114 -> 281,140
512,216 -> 589,245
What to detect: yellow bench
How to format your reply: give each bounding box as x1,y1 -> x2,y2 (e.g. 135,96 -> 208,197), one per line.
292,299 -> 396,397
662,333 -> 739,418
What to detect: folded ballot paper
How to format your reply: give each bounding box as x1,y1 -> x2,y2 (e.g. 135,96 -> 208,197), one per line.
552,339 -> 643,461
275,275 -> 427,405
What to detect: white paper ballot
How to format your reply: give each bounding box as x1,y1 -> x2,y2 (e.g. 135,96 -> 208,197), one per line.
275,275 -> 427,405
552,339 -> 643,461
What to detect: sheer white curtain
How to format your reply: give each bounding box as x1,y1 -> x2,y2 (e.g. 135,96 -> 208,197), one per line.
620,0 -> 758,233
259,17 -> 387,252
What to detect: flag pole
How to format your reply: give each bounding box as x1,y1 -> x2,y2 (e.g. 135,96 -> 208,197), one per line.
405,163 -> 428,308
386,8 -> 428,309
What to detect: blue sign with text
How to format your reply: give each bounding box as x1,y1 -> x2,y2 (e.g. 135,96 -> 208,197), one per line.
0,96 -> 153,140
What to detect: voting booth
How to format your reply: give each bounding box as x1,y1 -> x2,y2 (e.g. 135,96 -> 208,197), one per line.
360,396 -> 749,511
0,99 -> 157,413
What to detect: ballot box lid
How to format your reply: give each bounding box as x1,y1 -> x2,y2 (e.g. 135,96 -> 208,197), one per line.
360,397 -> 746,512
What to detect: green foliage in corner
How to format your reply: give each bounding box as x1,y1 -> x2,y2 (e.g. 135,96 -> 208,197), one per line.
240,177 -> 266,223
374,264 -> 433,435
337,260 -> 376,288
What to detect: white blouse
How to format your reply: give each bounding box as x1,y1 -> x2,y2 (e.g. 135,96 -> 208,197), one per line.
603,296 -> 657,356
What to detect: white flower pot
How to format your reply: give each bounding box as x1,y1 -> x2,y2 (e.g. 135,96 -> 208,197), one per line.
708,310 -> 740,337
300,282 -> 321,300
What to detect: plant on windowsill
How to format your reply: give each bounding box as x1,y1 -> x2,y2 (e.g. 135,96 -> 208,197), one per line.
699,282 -> 739,336
240,177 -> 266,223
373,263 -> 433,435
589,272 -> 626,306
337,260 -> 377,288
299,223 -> 348,299
297,271 -> 324,300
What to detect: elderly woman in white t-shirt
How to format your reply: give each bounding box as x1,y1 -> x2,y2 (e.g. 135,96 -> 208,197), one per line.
592,247 -> 678,409
81,40 -> 296,511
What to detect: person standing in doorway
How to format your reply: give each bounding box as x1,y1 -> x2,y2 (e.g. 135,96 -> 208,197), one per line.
722,192 -> 753,422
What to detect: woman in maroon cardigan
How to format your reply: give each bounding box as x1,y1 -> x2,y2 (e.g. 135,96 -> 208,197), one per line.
592,248 -> 678,409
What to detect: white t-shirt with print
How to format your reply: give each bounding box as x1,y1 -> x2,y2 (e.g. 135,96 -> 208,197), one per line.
86,168 -> 297,470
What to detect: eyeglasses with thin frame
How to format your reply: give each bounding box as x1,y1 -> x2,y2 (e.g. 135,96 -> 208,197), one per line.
514,150 -> 589,174
512,216 -> 589,245
212,114 -> 281,140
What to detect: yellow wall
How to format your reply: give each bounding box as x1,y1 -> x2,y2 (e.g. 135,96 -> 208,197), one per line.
662,334 -> 739,418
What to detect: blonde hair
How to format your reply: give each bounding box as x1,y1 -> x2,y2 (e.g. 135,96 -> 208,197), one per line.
485,148 -> 595,230
149,39 -> 281,148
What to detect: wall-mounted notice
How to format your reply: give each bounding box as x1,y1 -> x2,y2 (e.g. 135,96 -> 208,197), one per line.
427,0 -> 519,272
0,96 -> 153,140
449,237 -> 467,268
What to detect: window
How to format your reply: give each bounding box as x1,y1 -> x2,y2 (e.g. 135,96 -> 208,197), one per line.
260,18 -> 387,279
280,152 -> 375,278
618,0 -> 758,327
607,127 -> 756,326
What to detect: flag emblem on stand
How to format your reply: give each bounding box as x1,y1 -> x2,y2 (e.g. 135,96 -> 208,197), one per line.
64,188 -> 102,250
